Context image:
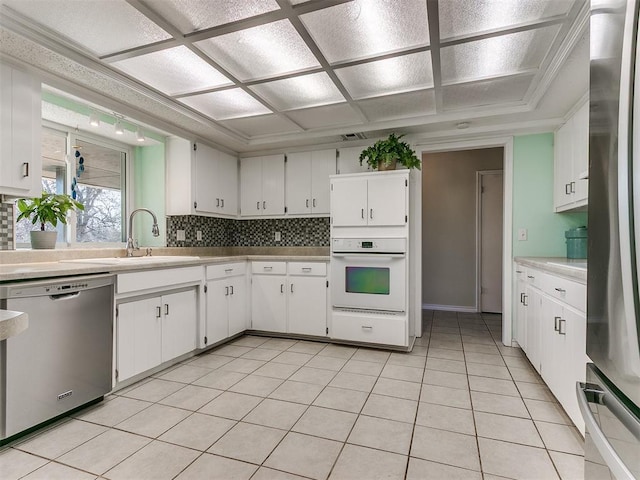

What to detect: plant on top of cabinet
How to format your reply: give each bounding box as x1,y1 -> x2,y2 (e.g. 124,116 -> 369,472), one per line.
359,133 -> 421,171
16,192 -> 84,249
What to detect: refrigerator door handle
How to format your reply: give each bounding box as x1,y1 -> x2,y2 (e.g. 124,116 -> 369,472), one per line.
576,381 -> 638,480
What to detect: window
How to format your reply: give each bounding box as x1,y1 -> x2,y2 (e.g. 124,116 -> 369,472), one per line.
71,138 -> 126,242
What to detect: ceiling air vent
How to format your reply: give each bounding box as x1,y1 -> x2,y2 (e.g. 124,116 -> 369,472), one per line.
341,132 -> 367,141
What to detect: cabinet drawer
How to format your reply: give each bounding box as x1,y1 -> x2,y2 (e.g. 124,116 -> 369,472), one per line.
542,276 -> 586,312
117,266 -> 202,294
524,268 -> 544,289
252,261 -> 286,275
206,262 -> 246,279
288,262 -> 327,276
331,311 -> 406,347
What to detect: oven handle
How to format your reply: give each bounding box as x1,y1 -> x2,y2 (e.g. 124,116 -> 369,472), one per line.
331,253 -> 406,259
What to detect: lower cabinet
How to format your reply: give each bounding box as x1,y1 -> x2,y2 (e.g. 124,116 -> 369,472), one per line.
205,263 -> 247,345
117,288 -> 197,382
250,261 -> 327,336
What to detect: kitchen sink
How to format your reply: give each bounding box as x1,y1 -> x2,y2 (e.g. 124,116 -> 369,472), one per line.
60,256 -> 200,265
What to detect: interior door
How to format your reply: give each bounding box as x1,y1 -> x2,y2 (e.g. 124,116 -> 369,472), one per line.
480,171 -> 503,313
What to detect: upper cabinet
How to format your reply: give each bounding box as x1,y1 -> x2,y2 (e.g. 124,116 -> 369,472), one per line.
286,149 -> 336,215
554,101 -> 588,212
330,171 -> 408,227
240,154 -> 285,217
0,64 -> 42,198
166,137 -> 238,217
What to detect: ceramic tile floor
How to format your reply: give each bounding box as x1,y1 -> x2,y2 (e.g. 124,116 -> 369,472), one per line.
1,311 -> 585,480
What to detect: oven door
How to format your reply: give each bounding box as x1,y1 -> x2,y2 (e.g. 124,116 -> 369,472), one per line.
331,253 -> 406,312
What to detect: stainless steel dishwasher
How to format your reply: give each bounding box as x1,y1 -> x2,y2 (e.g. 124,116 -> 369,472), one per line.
0,274 -> 114,443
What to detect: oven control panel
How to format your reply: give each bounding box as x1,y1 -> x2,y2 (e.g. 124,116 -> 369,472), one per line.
332,237 -> 406,253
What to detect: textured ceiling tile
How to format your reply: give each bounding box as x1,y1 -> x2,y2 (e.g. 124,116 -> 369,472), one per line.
220,114 -> 302,137
285,103 -> 363,130
3,0 -> 171,56
357,89 -> 436,121
442,74 -> 534,110
179,89 -> 272,120
249,72 -> 345,111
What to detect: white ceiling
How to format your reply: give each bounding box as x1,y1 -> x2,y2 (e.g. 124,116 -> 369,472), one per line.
0,0 -> 588,153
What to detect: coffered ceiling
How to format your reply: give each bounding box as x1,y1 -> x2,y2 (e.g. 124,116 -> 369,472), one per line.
0,0 -> 588,153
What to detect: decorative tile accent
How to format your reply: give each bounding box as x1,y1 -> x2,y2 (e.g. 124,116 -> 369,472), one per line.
166,216 -> 329,248
0,203 -> 15,250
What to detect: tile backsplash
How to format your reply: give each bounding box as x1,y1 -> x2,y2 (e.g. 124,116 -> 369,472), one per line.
0,203 -> 14,250
166,216 -> 330,248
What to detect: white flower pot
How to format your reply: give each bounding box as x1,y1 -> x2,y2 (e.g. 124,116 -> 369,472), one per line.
30,231 -> 57,249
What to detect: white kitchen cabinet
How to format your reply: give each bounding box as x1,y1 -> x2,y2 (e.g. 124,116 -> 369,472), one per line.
240,154 -> 285,216
513,264 -> 528,350
524,283 -> 543,373
205,262 -> 247,345
166,137 -> 238,217
554,101 -> 588,212
0,63 -> 42,198
250,261 -> 328,336
116,288 -> 197,382
336,146 -> 371,174
286,149 -> 336,215
330,171 -> 407,227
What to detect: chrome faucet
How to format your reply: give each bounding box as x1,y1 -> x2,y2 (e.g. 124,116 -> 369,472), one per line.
126,208 -> 160,257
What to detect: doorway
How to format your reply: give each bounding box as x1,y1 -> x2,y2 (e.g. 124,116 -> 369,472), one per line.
477,170 -> 504,313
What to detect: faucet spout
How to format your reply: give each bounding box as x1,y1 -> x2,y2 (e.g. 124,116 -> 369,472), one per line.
127,208 -> 160,257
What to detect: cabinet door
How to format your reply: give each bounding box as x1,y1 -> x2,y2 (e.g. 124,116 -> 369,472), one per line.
0,65 -> 41,197
288,276 -> 327,336
228,276 -> 247,336
262,154 -> 285,215
563,306 -> 587,433
206,279 -> 230,345
251,275 -> 287,332
194,143 -> 218,214
311,149 -> 336,214
117,298 -> 162,381
330,177 -> 368,226
337,146 -> 370,174
554,123 -> 574,210
524,287 -> 543,373
240,157 -> 263,216
367,175 -> 407,226
286,152 -> 312,215
572,102 -> 589,203
514,268 -> 527,350
161,289 -> 197,362
218,151 -> 238,215
539,294 -> 564,392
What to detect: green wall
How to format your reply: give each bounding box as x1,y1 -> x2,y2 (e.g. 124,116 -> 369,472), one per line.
512,133 -> 587,257
133,144 -> 165,246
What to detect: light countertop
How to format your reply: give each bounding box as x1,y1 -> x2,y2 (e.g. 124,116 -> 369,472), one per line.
0,310 -> 28,341
514,257 -> 587,283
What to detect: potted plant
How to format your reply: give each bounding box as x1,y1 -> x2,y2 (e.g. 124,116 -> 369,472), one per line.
359,133 -> 421,171
16,192 -> 84,249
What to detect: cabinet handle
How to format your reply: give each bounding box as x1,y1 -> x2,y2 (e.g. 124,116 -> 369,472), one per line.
306,199 -> 309,208
225,286 -> 229,296
362,325 -> 373,330
280,284 -> 284,294
516,270 -> 523,273
520,292 -> 525,303
554,316 -> 561,332
221,198 -> 224,208
361,208 -> 364,219
527,275 -> 535,279
216,198 -> 220,207
230,285 -> 234,295
22,162 -> 29,177
523,294 -> 528,306
264,266 -> 273,271
558,318 -> 566,335
554,287 -> 566,293
570,181 -> 576,193
257,201 -> 260,210
263,201 -> 266,210
370,209 -> 373,219
164,304 -> 169,315
313,198 -> 316,208
291,283 -> 294,293
565,183 -> 571,195
156,306 -> 162,318
302,267 -> 312,272
225,268 -> 233,273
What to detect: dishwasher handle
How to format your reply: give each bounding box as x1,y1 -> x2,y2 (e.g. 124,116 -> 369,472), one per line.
49,291 -> 81,301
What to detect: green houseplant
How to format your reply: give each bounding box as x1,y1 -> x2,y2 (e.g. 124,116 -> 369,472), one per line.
17,192 -> 84,249
359,133 -> 421,171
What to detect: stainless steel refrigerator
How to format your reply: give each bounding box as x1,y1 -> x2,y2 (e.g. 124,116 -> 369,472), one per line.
578,0 -> 640,478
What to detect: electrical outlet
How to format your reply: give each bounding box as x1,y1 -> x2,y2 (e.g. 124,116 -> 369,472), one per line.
518,228 -> 528,241
274,231 -> 281,242
196,230 -> 202,241
176,229 -> 185,241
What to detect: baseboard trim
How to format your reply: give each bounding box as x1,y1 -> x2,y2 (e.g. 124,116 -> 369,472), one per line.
422,304 -> 478,313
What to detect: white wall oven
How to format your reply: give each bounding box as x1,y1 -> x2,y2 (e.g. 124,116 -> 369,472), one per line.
331,237 -> 406,313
